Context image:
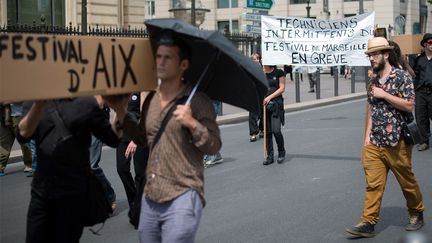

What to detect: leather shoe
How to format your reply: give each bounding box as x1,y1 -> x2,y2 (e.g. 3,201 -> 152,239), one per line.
263,156 -> 274,165
277,151 -> 285,164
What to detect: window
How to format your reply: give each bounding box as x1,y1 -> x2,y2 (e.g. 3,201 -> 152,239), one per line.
344,14 -> 356,17
147,0 -> 155,17
217,0 -> 238,8
290,0 -> 317,4
7,0 -> 64,26
217,20 -> 239,33
343,0 -> 373,1
172,0 -> 180,8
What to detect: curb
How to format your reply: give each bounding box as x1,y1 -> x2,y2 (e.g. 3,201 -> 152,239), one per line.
8,92 -> 366,162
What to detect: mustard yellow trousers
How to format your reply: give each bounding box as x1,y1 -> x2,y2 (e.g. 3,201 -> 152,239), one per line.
360,139 -> 425,225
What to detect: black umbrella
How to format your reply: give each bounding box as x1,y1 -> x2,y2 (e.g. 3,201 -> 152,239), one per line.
144,18 -> 268,113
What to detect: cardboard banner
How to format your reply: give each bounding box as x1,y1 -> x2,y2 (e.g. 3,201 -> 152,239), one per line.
261,12 -> 375,66
0,33 -> 157,102
392,34 -> 423,55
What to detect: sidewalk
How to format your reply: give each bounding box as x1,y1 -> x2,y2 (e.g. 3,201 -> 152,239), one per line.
218,73 -> 367,124
8,73 -> 367,161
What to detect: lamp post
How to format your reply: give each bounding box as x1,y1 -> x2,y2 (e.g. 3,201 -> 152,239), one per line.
306,0 -> 311,18
81,0 -> 87,34
169,0 -> 210,27
191,0 -> 195,27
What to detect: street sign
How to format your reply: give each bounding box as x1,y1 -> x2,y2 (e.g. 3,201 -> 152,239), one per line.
244,25 -> 261,34
242,13 -> 262,21
246,0 -> 273,10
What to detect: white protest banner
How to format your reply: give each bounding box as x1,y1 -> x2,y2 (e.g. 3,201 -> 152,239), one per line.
261,12 -> 375,66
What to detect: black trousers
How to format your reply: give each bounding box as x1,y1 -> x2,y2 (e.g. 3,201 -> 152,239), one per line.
26,190 -> 86,243
265,109 -> 285,157
249,110 -> 263,136
116,140 -> 149,206
415,89 -> 432,144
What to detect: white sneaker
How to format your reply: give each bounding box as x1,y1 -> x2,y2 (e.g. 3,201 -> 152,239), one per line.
205,153 -> 223,166
23,166 -> 33,173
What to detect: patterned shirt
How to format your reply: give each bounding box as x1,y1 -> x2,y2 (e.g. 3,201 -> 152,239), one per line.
123,86 -> 222,206
368,68 -> 415,147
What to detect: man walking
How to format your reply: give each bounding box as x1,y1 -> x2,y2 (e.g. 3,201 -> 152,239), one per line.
346,37 -> 425,238
307,66 -> 317,93
413,33 -> 432,151
0,103 -> 32,176
105,33 -> 222,242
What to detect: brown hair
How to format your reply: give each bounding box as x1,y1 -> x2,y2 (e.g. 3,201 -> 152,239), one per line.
388,40 -> 408,71
251,52 -> 262,66
366,48 -> 400,96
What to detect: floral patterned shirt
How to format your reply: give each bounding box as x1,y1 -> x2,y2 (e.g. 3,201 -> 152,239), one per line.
368,68 -> 415,147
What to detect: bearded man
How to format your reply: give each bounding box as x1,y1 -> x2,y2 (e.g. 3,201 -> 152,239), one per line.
346,37 -> 425,238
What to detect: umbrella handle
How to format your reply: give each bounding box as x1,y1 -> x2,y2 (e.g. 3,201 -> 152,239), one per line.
263,104 -> 266,160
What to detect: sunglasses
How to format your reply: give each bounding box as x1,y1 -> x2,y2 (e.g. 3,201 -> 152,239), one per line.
426,40 -> 432,45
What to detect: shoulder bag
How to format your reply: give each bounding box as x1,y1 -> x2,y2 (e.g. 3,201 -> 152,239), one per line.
400,112 -> 423,145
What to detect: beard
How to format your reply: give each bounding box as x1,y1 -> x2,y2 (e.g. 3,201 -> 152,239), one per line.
371,59 -> 385,73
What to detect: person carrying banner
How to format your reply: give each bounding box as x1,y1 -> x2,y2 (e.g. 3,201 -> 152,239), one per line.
346,37 -> 425,238
262,65 -> 286,165
17,97 -> 121,243
104,33 -> 222,242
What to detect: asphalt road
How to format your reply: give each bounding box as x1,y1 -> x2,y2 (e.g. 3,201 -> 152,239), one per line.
1,99 -> 431,243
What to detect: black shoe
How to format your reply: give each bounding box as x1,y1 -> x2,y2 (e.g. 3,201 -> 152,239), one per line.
346,222 -> 376,238
277,151 -> 285,164
259,131 -> 264,138
250,134 -> 257,142
263,156 -> 274,165
308,89 -> 315,93
417,143 -> 429,151
406,212 -> 424,231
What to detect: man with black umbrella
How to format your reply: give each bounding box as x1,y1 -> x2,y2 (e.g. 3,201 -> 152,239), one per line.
105,32 -> 221,242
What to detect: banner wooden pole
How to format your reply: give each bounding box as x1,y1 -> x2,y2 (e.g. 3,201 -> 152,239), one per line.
263,105 -> 267,160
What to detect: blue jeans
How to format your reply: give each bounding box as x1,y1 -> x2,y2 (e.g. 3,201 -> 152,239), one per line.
138,190 -> 203,243
30,139 -> 37,172
89,136 -> 116,203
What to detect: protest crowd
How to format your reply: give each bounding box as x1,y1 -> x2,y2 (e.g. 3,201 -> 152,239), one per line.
1,11 -> 432,243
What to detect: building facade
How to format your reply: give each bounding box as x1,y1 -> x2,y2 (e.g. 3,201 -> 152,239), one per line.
0,0 -> 431,35
0,0 -> 145,29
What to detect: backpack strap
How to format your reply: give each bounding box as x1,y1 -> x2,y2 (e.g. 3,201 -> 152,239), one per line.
151,95 -> 188,150
140,91 -> 188,151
